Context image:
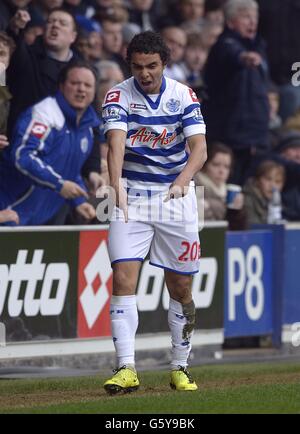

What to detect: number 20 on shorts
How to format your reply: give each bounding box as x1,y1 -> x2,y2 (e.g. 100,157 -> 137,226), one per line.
178,241 -> 201,262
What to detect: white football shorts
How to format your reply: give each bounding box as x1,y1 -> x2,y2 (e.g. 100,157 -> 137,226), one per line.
108,184 -> 201,274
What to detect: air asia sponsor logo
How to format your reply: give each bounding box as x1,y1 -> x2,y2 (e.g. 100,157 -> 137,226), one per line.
189,88 -> 199,103
77,231 -> 113,338
0,250 -> 69,317
30,122 -> 49,139
130,127 -> 177,148
105,90 -> 121,104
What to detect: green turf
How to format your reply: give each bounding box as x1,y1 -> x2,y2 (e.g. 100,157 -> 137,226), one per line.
1,361 -> 300,414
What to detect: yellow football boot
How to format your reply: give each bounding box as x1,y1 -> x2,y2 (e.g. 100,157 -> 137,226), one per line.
104,365 -> 140,395
170,366 -> 198,391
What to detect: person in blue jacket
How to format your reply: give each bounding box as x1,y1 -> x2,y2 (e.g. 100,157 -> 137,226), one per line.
0,60 -> 98,225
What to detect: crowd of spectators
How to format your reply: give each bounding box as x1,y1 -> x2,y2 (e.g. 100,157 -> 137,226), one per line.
1,0 -> 300,226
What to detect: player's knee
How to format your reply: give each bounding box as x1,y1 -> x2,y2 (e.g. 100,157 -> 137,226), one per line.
113,267 -> 136,295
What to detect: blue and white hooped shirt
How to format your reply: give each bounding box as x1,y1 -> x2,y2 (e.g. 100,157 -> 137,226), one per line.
102,76 -> 206,191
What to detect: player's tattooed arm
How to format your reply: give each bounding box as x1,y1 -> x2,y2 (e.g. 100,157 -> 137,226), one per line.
165,134 -> 207,201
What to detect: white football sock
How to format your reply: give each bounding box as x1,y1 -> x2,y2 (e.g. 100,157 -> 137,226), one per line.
110,295 -> 138,369
168,298 -> 194,370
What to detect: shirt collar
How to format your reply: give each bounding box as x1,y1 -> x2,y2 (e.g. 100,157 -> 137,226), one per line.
133,76 -> 166,110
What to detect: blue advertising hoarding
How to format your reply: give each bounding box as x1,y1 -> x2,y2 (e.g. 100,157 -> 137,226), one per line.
283,228 -> 300,324
225,231 -> 273,338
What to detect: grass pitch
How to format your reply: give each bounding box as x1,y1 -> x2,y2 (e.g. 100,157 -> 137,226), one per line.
0,361 -> 300,414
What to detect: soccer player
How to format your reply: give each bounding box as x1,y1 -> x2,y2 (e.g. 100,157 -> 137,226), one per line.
102,31 -> 207,394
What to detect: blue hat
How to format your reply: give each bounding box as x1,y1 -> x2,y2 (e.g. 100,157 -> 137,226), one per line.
75,15 -> 102,34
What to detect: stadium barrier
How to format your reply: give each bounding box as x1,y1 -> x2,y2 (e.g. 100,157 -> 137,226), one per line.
0,222 -> 226,361
0,222 -> 299,362
224,225 -> 284,347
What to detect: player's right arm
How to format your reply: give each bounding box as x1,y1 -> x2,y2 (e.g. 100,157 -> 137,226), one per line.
102,85 -> 129,222
107,129 -> 128,222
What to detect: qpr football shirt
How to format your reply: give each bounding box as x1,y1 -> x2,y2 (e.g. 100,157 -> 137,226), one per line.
102,76 -> 206,191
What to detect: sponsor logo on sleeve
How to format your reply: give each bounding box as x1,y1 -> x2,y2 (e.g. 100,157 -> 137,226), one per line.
30,122 -> 49,139
105,90 -> 121,104
193,107 -> 202,122
188,88 -> 199,103
103,106 -> 121,122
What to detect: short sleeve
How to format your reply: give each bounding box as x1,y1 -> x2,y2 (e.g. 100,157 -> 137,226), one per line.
102,87 -> 129,134
181,87 -> 206,137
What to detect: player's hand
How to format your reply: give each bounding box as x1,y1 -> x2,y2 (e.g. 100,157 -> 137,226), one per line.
113,183 -> 128,223
164,181 -> 189,202
10,10 -> 31,32
76,203 -> 96,221
0,135 -> 9,149
87,171 -> 108,195
60,181 -> 89,200
0,209 -> 20,225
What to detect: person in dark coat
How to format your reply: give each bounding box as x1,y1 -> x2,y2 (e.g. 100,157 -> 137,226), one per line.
7,8 -> 77,134
202,0 -> 270,185
257,0 -> 300,121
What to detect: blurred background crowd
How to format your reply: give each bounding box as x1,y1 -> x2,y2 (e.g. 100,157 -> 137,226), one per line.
1,0 -> 300,228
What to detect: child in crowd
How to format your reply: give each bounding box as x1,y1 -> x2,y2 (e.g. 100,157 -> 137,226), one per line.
194,142 -> 245,229
180,32 -> 208,101
243,160 -> 285,225
267,81 -> 283,149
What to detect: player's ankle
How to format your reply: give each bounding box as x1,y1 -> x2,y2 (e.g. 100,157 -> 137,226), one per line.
120,363 -> 136,372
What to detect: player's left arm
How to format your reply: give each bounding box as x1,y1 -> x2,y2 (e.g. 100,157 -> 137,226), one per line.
165,134 -> 207,200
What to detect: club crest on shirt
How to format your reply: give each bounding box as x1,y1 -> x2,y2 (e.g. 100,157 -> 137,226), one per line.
80,137 -> 89,153
165,99 -> 181,113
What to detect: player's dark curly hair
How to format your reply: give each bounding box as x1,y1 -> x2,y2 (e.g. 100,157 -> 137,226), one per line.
126,31 -> 170,65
